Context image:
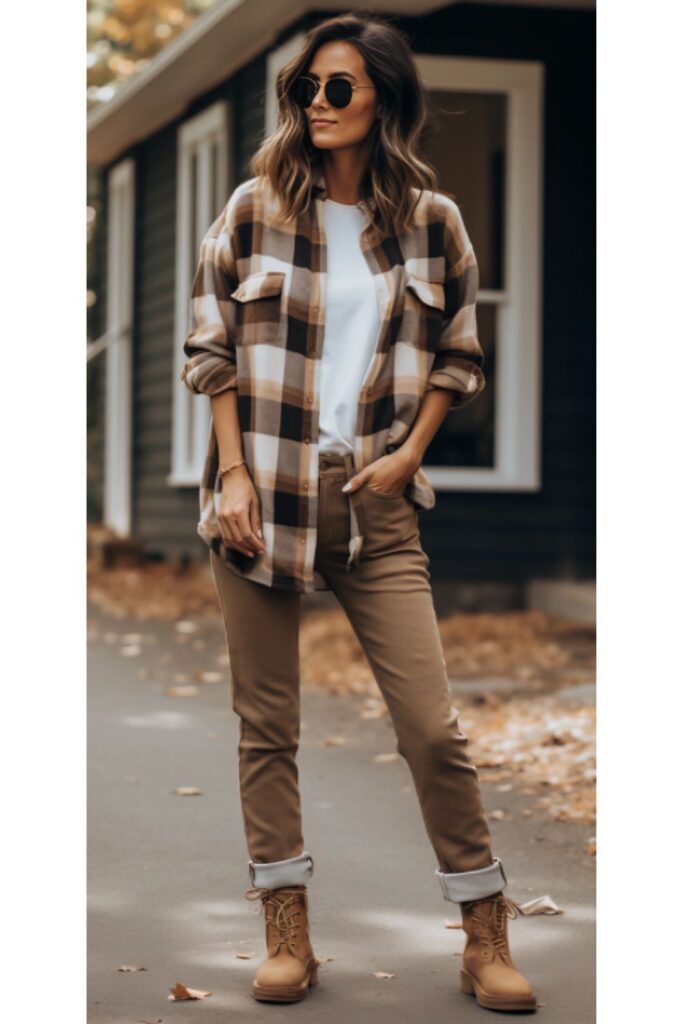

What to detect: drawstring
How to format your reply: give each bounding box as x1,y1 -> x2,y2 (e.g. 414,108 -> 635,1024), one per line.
342,452 -> 364,571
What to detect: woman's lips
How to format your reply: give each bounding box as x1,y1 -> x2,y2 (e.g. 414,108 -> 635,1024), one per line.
310,120 -> 335,126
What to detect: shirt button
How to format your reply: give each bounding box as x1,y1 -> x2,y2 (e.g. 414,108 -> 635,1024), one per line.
306,395 -> 313,404
303,482 -> 309,491
304,437 -> 310,444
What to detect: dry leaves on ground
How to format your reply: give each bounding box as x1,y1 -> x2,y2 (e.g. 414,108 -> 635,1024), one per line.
299,607 -> 594,696
463,697 -> 596,825
168,982 -> 211,1000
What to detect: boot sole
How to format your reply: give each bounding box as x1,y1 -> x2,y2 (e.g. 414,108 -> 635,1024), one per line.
251,963 -> 318,1003
460,969 -> 537,1012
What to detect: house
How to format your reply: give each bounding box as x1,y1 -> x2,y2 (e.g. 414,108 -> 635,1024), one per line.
86,0 -> 596,610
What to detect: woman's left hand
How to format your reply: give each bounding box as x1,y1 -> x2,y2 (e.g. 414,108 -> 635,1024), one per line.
342,446 -> 421,498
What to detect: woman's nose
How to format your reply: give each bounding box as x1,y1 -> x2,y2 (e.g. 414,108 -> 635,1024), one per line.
310,83 -> 327,107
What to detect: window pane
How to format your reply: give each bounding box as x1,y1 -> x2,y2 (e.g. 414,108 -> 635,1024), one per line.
424,90 -> 506,291
424,302 -> 496,469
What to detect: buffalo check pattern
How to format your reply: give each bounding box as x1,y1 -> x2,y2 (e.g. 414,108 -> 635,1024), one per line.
180,162 -> 485,593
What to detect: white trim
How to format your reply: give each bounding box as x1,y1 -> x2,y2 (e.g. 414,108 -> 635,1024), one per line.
103,158 -> 135,536
265,31 -> 307,137
415,55 -> 545,492
169,100 -> 231,488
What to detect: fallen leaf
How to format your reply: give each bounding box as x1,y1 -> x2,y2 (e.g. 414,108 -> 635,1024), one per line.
322,736 -> 346,747
374,971 -> 395,979
197,671 -> 224,684
117,964 -> 147,971
120,645 -> 142,657
168,982 -> 212,1000
163,685 -> 199,698
373,752 -> 399,763
360,706 -> 388,719
516,894 -> 563,915
444,920 -> 462,929
174,621 -> 198,635
171,787 -> 203,796
234,952 -> 254,959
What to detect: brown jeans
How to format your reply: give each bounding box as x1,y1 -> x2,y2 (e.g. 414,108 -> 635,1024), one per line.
209,450 -> 507,903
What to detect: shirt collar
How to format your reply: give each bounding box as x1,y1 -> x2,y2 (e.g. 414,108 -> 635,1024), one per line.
311,162 -> 377,215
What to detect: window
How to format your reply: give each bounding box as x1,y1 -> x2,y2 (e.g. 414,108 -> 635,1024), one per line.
169,100 -> 231,485
415,56 -> 544,492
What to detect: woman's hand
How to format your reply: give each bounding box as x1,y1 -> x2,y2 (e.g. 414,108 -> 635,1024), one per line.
217,465 -> 267,558
342,445 -> 422,498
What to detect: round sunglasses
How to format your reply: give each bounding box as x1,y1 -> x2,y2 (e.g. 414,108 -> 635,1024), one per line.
291,75 -> 375,110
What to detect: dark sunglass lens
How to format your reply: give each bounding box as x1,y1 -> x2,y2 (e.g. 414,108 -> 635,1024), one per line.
326,79 -> 353,108
292,77 -> 317,107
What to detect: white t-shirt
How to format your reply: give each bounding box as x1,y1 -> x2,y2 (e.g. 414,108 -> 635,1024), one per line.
318,198 -> 380,455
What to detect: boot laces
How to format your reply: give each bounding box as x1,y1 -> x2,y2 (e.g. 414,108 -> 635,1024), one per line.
466,892 -> 522,968
244,886 -> 304,949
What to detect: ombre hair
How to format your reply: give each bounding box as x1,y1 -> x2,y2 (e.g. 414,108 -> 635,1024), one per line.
248,12 -> 439,237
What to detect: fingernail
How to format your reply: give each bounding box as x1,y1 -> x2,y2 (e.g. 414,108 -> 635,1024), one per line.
342,482 -> 351,492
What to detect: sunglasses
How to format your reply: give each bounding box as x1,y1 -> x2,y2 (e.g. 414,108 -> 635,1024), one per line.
291,75 -> 375,110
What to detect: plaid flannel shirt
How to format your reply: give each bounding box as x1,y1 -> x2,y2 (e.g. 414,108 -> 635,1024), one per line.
180,163 -> 485,592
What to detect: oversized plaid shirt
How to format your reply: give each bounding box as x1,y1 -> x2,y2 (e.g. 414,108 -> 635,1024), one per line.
180,163 -> 485,592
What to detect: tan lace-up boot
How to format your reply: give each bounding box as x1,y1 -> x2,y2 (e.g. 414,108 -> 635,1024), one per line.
459,890 -> 537,1012
244,884 -> 319,1002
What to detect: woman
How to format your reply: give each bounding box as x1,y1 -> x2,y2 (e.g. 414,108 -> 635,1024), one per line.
181,11 -> 538,1013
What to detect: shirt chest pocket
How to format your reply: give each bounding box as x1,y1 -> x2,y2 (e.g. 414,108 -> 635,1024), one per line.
230,270 -> 286,346
402,271 -> 445,351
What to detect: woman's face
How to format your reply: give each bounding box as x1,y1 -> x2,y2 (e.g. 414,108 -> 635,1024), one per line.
303,41 -> 379,151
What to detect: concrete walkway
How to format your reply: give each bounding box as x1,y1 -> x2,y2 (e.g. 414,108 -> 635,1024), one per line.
88,605 -> 595,1023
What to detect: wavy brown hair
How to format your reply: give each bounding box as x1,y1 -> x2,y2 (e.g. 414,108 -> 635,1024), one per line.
248,11 -> 439,237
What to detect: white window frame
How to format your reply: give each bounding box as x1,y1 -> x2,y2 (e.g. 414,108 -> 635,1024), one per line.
169,99 -> 231,486
265,31 -> 306,136
415,55 -> 545,492
104,157 -> 135,534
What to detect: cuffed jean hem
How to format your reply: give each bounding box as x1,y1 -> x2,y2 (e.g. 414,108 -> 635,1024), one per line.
435,856 -> 507,903
248,851 -> 314,889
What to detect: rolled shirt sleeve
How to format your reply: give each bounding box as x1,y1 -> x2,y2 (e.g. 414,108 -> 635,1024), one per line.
425,200 -> 486,411
180,203 -> 239,397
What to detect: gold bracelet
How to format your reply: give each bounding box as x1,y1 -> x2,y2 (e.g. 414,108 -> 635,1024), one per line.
218,458 -> 246,476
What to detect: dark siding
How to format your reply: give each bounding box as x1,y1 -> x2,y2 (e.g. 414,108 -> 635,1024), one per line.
130,57 -> 267,561
402,3 -> 597,582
